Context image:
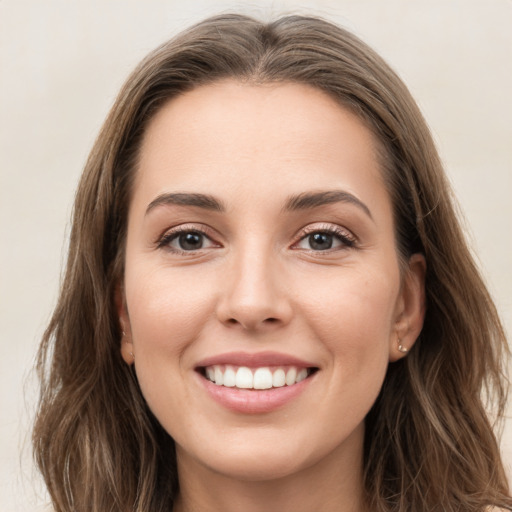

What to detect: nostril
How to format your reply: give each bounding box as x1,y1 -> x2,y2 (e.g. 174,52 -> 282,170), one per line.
227,318 -> 277,324
224,316 -> 280,329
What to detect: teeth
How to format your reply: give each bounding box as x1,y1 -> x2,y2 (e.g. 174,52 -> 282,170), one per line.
204,365 -> 312,389
253,368 -> 273,389
223,365 -> 236,387
214,366 -> 224,386
235,367 -> 253,389
285,367 -> 297,386
272,368 -> 286,387
296,368 -> 308,382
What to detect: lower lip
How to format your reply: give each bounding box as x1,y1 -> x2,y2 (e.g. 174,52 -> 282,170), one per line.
197,373 -> 315,414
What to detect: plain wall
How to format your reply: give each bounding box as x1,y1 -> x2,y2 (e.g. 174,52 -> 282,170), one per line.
1,1 -> 511,510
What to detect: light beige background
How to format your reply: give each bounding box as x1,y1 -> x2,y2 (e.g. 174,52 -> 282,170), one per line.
1,1 -> 511,510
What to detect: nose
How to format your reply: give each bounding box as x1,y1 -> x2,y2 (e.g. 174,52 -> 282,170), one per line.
215,247 -> 293,331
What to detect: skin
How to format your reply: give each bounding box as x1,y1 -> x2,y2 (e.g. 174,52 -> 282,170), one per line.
119,81 -> 426,512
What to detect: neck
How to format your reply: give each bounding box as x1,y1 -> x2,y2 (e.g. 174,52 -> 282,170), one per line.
173,426 -> 366,512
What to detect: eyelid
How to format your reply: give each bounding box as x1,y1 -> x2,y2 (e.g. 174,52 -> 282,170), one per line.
156,223 -> 221,252
291,223 -> 357,250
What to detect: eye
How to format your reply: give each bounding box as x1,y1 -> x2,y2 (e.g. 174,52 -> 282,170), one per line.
159,228 -> 218,252
304,232 -> 336,250
173,231 -> 208,251
294,227 -> 356,251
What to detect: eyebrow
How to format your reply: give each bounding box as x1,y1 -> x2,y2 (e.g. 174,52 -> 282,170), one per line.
145,189 -> 372,219
284,190 -> 373,220
145,192 -> 225,215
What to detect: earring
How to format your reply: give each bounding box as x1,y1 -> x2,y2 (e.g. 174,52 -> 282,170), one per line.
398,340 -> 408,354
121,329 -> 134,360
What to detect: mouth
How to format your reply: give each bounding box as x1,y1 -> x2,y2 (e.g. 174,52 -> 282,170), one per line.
194,352 -> 319,413
197,364 -> 318,390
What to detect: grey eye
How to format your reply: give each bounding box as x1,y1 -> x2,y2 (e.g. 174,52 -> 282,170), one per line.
296,231 -> 348,251
308,233 -> 334,250
177,232 -> 204,250
166,230 -> 216,251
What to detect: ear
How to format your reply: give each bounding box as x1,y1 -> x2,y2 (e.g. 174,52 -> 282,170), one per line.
115,283 -> 135,365
389,253 -> 426,362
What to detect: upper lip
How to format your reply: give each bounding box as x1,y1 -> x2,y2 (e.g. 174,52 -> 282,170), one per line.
195,351 -> 317,369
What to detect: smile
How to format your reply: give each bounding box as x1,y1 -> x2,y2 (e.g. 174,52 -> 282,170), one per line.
203,365 -> 314,389
195,352 -> 319,413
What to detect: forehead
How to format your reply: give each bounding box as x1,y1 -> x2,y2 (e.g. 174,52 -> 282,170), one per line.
133,80 -> 389,215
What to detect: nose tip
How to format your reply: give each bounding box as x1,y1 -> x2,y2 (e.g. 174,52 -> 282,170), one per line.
215,258 -> 293,331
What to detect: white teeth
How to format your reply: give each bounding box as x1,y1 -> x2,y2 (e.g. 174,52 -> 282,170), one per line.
253,368 -> 273,389
272,368 -> 286,388
214,366 -> 224,386
285,367 -> 297,386
223,365 -> 236,387
235,367 -> 253,389
204,365 -> 313,389
296,368 -> 308,383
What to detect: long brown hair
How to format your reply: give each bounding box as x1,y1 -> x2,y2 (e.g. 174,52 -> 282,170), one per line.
33,14 -> 511,511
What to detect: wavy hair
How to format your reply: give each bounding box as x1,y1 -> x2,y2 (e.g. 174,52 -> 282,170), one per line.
33,14 -> 511,511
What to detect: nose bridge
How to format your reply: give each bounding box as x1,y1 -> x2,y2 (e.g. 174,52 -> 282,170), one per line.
217,237 -> 291,330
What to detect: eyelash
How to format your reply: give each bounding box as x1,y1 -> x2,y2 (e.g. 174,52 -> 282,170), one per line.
293,224 -> 356,252
156,223 -> 356,254
156,224 -> 219,254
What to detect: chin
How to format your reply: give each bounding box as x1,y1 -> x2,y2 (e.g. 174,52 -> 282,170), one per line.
175,424 -> 351,484
201,450 -> 311,482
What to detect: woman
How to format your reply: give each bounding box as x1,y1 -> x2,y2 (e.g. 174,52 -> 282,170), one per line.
33,13 -> 511,512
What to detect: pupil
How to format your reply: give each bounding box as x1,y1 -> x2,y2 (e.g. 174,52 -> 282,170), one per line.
179,232 -> 203,250
309,233 -> 332,250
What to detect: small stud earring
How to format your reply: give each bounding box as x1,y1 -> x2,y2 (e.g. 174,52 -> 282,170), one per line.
121,330 -> 134,360
398,341 -> 408,354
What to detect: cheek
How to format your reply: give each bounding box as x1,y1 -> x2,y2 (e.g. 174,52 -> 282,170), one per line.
297,265 -> 399,390
273,266 -> 400,453
124,263 -> 217,366
123,265 -> 219,427
300,265 -> 399,345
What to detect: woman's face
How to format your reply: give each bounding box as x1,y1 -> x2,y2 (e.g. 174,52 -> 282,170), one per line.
120,81 -> 425,482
